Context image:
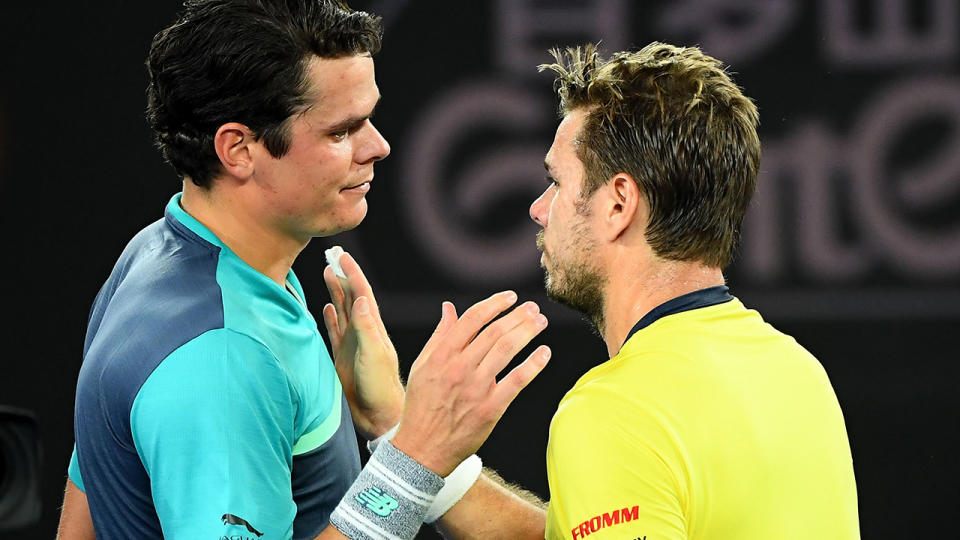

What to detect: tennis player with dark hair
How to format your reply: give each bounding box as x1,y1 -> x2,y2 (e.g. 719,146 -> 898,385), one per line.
520,43 -> 860,539
55,1 -> 551,539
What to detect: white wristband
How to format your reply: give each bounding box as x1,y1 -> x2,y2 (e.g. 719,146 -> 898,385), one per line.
367,423 -> 400,453
366,423 -> 483,523
424,453 -> 482,523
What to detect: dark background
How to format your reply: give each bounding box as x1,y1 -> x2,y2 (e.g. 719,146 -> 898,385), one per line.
2,1 -> 958,538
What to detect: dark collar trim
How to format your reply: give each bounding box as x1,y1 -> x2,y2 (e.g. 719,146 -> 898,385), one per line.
624,286 -> 734,343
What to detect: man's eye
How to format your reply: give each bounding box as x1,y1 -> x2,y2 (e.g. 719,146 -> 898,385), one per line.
545,175 -> 558,186
331,130 -> 349,141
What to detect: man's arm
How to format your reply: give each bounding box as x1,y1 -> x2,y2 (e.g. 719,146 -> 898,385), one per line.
56,478 -> 95,540
312,292 -> 549,539
433,469 -> 547,540
324,252 -> 550,538
62,259 -> 548,540
52,471 -> 356,540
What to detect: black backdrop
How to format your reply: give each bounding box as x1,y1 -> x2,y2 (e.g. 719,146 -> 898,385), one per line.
1,1 -> 958,538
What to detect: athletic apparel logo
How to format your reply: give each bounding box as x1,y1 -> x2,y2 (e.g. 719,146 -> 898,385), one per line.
356,486 -> 399,517
221,513 -> 263,538
570,505 -> 640,539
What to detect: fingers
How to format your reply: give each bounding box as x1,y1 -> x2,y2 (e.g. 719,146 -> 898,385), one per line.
465,301 -> 544,368
476,308 -> 549,379
323,263 -> 346,304
490,345 -> 552,412
418,301 -> 459,363
322,302 -> 342,351
339,252 -> 375,308
338,251 -> 393,344
351,296 -> 381,351
323,265 -> 349,333
434,291 -> 519,356
442,301 -> 459,325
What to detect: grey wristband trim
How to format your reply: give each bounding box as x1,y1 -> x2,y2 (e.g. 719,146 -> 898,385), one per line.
330,440 -> 445,539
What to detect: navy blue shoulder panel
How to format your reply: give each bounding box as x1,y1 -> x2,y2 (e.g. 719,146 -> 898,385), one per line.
74,209 -> 224,538
624,286 -> 734,344
291,392 -> 361,540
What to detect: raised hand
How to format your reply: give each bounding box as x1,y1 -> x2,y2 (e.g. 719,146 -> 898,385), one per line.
322,250 -> 404,440
390,291 -> 551,477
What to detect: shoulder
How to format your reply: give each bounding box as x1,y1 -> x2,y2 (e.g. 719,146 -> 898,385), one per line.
131,329 -> 298,453
133,329 -> 294,419
152,328 -> 288,388
551,351 -> 686,453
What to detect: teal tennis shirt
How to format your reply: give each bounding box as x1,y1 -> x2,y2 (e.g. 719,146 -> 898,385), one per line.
69,193 -> 360,539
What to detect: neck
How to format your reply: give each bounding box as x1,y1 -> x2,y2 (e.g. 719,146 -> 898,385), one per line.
180,181 -> 306,286
600,256 -> 724,357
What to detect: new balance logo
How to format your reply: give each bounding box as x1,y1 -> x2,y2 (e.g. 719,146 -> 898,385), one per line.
221,513 -> 263,538
356,486 -> 399,517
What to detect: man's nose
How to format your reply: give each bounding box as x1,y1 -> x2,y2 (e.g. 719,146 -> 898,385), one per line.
359,121 -> 390,164
529,190 -> 549,227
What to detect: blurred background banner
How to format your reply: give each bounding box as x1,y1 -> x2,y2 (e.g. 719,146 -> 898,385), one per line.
1,1 -> 957,538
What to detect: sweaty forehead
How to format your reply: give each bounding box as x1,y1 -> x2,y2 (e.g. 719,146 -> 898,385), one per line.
547,110 -> 587,169
301,55 -> 379,116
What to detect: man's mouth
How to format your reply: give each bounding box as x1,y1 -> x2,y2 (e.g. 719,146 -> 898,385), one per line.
341,181 -> 371,193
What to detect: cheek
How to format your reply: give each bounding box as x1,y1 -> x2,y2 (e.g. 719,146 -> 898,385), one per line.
543,191 -> 560,224
288,137 -> 351,172
290,150 -> 350,192
547,193 -> 571,230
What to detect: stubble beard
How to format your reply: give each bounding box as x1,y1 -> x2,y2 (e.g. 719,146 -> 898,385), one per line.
536,228 -> 607,337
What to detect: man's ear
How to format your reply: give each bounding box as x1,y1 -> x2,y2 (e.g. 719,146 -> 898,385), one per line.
213,123 -> 256,180
604,173 -> 642,241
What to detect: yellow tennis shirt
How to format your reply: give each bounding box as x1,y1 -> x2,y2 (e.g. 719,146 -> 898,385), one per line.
545,287 -> 859,540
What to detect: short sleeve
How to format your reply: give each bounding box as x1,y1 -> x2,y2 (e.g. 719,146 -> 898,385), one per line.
131,328 -> 298,540
545,389 -> 687,540
68,445 -> 85,492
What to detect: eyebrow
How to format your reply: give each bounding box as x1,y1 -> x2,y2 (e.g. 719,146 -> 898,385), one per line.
544,160 -> 556,179
323,95 -> 382,133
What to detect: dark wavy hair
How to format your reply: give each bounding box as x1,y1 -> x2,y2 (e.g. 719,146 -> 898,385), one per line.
146,0 -> 382,187
540,43 -> 761,269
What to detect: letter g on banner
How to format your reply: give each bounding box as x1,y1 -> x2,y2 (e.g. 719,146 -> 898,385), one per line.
401,81 -> 549,284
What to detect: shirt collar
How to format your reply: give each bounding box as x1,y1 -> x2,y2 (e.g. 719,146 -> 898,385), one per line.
623,285 -> 734,344
164,192 -> 224,248
163,192 -> 307,309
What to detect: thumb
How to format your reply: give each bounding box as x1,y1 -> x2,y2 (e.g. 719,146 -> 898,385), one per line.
418,301 -> 458,363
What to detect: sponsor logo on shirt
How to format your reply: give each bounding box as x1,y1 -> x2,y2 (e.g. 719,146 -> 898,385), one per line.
570,505 -> 641,539
221,513 -> 263,538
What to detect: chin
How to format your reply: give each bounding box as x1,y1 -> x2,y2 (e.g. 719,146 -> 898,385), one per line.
343,201 -> 370,229
312,202 -> 368,237
352,199 -> 369,223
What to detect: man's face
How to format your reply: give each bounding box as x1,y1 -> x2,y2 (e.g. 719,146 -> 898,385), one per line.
529,109 -> 606,328
250,54 -> 390,240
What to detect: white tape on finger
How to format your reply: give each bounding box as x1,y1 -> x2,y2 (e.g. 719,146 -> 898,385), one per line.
325,245 -> 347,279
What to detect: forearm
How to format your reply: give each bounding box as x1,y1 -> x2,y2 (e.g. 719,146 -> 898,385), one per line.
433,468 -> 547,540
56,478 -> 95,540
313,524 -> 349,539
